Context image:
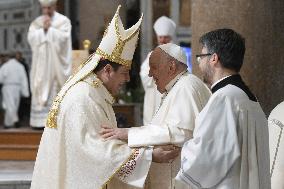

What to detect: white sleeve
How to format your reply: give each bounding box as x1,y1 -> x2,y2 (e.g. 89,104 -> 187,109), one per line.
27,27 -> 47,48
176,96 -> 240,188
128,86 -> 202,147
0,66 -> 6,84
116,147 -> 153,188
46,19 -> 71,44
18,65 -> 29,97
128,124 -> 192,147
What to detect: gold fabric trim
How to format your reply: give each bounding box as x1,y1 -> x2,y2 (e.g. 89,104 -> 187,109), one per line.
101,148 -> 140,189
95,5 -> 140,68
95,48 -> 132,68
46,71 -> 93,129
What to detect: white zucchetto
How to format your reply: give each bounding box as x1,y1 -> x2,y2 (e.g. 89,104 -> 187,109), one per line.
153,16 -> 176,37
159,43 -> 187,65
39,0 -> 57,6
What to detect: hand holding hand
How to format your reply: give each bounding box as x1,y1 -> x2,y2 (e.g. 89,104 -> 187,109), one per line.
152,145 -> 181,163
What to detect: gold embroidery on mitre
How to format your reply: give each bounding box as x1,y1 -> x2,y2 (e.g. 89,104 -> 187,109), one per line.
95,5 -> 140,68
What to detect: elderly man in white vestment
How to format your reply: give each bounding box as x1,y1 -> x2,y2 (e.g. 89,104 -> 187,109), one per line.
27,0 -> 72,128
0,54 -> 29,128
101,43 -> 211,189
31,6 -> 180,189
140,16 -> 176,125
268,101 -> 284,189
175,28 -> 271,189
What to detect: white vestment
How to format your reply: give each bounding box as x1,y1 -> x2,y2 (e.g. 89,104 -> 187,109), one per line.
0,59 -> 29,126
129,71 -> 211,189
28,11 -> 72,127
31,74 -> 152,189
140,52 -> 162,125
268,101 -> 284,189
177,84 -> 271,189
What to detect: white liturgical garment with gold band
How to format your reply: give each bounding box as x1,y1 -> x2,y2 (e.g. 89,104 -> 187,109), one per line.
31,74 -> 152,189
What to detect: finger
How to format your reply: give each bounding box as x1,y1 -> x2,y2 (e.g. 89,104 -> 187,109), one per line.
101,125 -> 112,129
165,149 -> 180,159
99,128 -> 114,135
156,144 -> 175,151
101,132 -> 115,139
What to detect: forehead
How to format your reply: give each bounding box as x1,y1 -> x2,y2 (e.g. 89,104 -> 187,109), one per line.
41,5 -> 55,9
201,46 -> 208,53
117,65 -> 130,72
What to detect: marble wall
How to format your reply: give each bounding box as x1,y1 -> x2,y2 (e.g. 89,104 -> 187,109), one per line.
0,0 -> 40,64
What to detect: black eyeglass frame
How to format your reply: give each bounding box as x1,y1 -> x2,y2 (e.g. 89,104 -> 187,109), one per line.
195,53 -> 212,58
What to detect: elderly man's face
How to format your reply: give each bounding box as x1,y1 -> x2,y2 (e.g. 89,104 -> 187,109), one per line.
157,35 -> 172,45
41,4 -> 56,17
149,48 -> 171,93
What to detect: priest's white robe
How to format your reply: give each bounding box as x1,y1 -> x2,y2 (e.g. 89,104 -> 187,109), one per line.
31,74 -> 152,189
176,84 -> 271,189
28,11 -> 72,127
268,101 -> 284,189
129,71 -> 211,189
140,52 -> 162,125
0,58 -> 29,126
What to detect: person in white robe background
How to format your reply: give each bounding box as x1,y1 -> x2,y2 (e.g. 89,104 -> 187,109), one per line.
140,16 -> 176,125
101,43 -> 211,189
0,54 -> 29,128
27,0 -> 72,128
176,28 -> 271,189
268,101 -> 284,189
31,6 -> 179,189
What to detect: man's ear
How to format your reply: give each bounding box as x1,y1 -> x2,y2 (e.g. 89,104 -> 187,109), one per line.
103,64 -> 113,76
210,53 -> 219,67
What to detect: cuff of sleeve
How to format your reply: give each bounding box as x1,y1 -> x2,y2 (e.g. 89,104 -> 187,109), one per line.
143,147 -> 153,161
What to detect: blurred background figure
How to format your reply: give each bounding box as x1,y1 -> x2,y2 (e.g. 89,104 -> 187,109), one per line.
27,0 -> 72,128
0,53 -> 29,128
140,16 -> 176,125
15,51 -> 31,125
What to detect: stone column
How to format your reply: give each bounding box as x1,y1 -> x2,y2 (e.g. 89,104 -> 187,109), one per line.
191,0 -> 284,115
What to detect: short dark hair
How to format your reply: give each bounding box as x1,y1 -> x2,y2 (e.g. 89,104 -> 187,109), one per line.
199,28 -> 245,72
93,59 -> 122,73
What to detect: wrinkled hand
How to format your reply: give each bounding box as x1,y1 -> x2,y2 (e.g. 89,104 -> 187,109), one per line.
152,145 -> 181,163
99,125 -> 128,141
43,15 -> 51,31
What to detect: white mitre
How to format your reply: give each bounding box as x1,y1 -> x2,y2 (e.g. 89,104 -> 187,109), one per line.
46,5 -> 143,128
159,43 -> 187,65
39,0 -> 57,6
154,16 -> 176,37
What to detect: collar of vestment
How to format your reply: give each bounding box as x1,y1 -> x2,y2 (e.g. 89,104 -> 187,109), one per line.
83,73 -> 115,105
165,70 -> 188,92
211,74 -> 257,102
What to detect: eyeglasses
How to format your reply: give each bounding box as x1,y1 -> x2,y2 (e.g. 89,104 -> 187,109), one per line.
196,53 -> 212,64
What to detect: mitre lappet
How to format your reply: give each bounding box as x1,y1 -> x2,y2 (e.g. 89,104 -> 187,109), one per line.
46,5 -> 143,128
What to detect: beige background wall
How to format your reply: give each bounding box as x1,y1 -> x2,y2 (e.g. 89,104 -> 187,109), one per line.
191,0 -> 284,115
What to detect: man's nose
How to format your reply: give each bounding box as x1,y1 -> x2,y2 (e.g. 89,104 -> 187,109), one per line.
148,69 -> 153,77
